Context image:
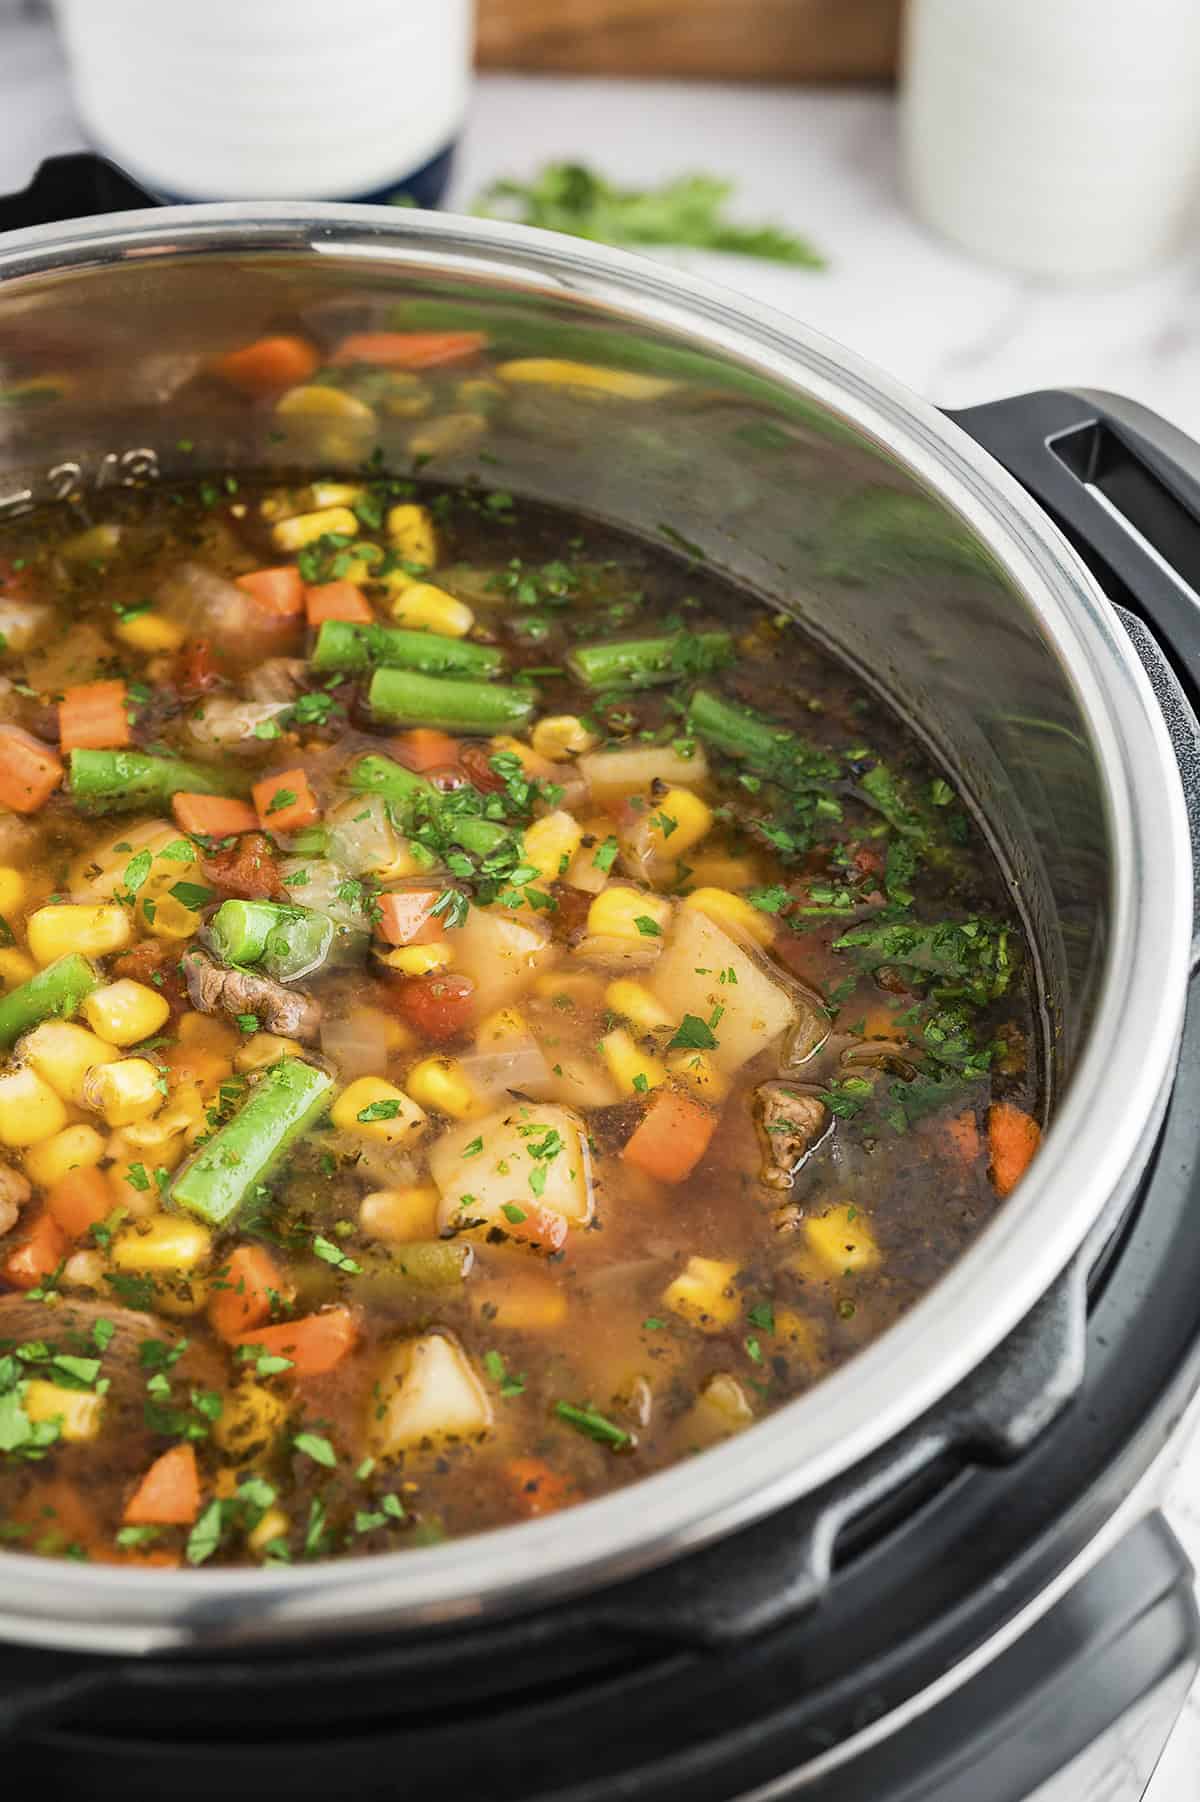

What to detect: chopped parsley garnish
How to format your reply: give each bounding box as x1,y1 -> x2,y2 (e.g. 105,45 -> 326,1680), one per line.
668,1013 -> 718,1051
555,1401 -> 632,1450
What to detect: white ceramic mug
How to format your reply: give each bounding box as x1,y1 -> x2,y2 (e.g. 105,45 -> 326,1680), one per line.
901,0 -> 1200,280
53,0 -> 474,203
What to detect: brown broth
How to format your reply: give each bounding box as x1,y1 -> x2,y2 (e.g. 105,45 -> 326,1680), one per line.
0,450 -> 1038,1568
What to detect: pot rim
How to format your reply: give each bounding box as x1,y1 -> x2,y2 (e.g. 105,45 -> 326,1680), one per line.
0,203 -> 1190,1654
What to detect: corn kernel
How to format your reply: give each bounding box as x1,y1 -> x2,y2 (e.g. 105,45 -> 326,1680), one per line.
565,817 -> 620,895
24,1380 -> 104,1442
667,1048 -> 732,1102
154,1273 -> 210,1318
23,1122 -> 107,1188
249,1507 -> 290,1556
476,1007 -> 531,1050
112,1103 -> 197,1174
643,788 -> 713,858
112,1213 -> 212,1272
386,503 -> 437,568
63,1249 -> 106,1292
0,1066 -> 68,1146
27,903 -> 130,966
115,611 -> 186,654
21,1019 -> 118,1104
587,886 -> 672,944
403,1057 -> 480,1120
84,1058 -> 164,1127
212,1383 -> 290,1460
605,980 -> 674,1035
496,358 -> 675,400
107,1161 -> 160,1218
308,481 -> 365,508
60,523 -> 121,563
672,853 -> 761,891
83,979 -> 171,1048
661,1256 -> 741,1333
0,949 -> 35,991
804,1204 -> 880,1276
270,505 -> 359,553
385,579 -> 473,638
0,867 -> 25,913
233,1032 -> 304,1074
599,1027 -> 669,1097
683,887 -> 775,948
531,715 -> 599,762
359,1184 -> 441,1243
380,374 -> 432,418
276,384 -> 374,423
331,1076 -> 428,1148
522,811 -> 583,884
376,942 -> 454,977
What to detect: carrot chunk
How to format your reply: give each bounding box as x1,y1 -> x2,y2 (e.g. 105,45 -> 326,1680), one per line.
208,1243 -> 284,1342
236,566 -> 305,618
252,769 -> 319,833
376,889 -> 445,947
498,1203 -> 569,1256
0,726 -> 63,814
214,334 -> 319,395
391,728 -> 462,773
59,679 -> 131,754
172,793 -> 260,838
234,1306 -> 357,1376
503,1457 -> 577,1519
4,1211 -> 67,1290
124,1444 -> 201,1527
330,331 -> 486,369
622,1090 -> 717,1185
305,580 -> 373,625
988,1102 -> 1042,1196
46,1167 -> 112,1241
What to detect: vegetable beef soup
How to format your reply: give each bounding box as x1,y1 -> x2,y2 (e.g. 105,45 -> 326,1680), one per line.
0,403 -> 1040,1567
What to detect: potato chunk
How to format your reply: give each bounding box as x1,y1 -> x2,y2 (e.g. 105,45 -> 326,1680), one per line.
368,1331 -> 493,1456
430,1102 -> 594,1234
650,905 -> 798,1072
448,904 -> 555,1014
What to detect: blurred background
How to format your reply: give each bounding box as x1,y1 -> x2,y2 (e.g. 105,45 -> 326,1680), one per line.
4,0 -> 1200,435
2,0 -> 1200,1792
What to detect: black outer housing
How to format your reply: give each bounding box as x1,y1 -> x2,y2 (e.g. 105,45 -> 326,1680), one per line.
0,155 -> 1198,1796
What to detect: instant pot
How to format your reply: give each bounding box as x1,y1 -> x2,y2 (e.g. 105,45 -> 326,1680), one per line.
1,156 -> 1199,1802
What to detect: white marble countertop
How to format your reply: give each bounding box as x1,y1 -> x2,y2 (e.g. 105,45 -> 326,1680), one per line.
1,10 -> 1199,1793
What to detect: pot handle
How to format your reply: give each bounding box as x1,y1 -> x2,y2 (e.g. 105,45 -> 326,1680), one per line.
0,153 -> 160,235
949,389 -> 1200,968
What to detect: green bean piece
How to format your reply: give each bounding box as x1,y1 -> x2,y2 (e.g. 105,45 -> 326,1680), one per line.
206,899 -> 283,967
450,818 -> 510,857
68,748 -> 250,815
361,1241 -> 473,1293
310,621 -> 503,679
567,631 -> 733,691
687,688 -> 805,768
368,668 -> 537,733
0,954 -> 98,1049
171,1059 -> 334,1228
261,910 -> 335,984
344,754 -> 434,807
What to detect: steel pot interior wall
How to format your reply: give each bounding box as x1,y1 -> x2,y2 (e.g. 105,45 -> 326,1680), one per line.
0,239 -> 1103,1084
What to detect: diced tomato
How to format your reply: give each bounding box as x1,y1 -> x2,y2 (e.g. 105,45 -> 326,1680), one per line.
176,637 -> 222,697
387,972 -> 476,1043
202,831 -> 287,901
111,939 -> 189,1014
458,742 -> 507,793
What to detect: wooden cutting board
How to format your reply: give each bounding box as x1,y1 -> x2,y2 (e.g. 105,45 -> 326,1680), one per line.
476,0 -> 902,82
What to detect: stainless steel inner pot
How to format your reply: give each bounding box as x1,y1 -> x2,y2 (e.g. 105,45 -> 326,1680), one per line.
0,205 -> 1190,1654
